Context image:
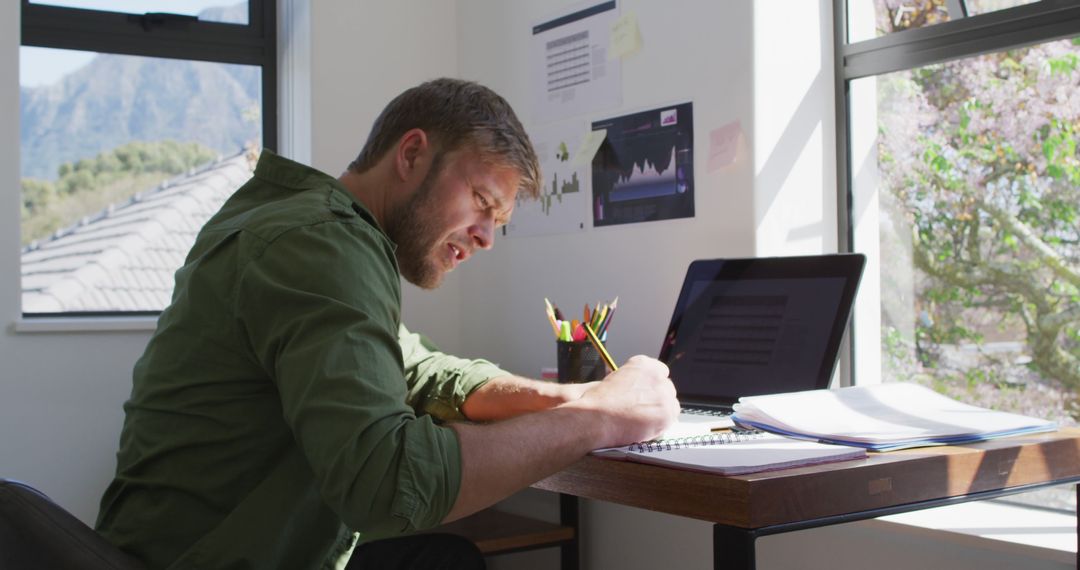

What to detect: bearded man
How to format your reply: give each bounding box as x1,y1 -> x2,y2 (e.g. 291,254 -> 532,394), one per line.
96,78 -> 677,570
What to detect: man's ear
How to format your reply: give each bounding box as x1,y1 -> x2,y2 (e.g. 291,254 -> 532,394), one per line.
395,128 -> 430,181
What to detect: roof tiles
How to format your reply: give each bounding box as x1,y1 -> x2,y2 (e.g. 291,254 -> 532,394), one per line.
21,152 -> 254,313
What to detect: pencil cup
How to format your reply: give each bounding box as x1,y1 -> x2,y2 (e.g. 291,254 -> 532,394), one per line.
556,340 -> 608,383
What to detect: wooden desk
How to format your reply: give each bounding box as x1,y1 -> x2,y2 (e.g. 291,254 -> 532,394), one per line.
534,428 -> 1080,569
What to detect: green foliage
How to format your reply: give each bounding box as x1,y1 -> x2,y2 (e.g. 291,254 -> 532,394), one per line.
1047,53 -> 1080,76
881,40 -> 1080,408
1039,120 -> 1080,184
883,326 -> 905,355
21,140 -> 219,245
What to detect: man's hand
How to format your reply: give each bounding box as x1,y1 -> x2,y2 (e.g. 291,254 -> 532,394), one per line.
562,355 -> 679,448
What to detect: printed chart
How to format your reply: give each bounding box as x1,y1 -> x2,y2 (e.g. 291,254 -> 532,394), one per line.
502,122 -> 590,237
591,102 -> 695,227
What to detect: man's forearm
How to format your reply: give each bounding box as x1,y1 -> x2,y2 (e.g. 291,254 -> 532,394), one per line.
461,375 -> 593,421
444,356 -> 678,523
444,356 -> 678,522
443,403 -> 604,522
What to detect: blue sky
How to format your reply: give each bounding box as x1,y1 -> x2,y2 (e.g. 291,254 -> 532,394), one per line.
20,1 -> 241,88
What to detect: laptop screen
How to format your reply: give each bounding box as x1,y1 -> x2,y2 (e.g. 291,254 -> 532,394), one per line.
658,254 -> 865,407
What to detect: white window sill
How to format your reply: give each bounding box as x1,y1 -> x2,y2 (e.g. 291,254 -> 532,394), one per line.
867,500 -> 1075,564
14,315 -> 159,333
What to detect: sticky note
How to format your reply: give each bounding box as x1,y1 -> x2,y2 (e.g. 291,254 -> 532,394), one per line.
572,129 -> 607,166
708,121 -> 743,172
609,12 -> 642,59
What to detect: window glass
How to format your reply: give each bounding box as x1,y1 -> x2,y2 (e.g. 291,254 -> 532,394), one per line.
964,0 -> 1041,16
20,47 -> 261,312
851,37 -> 1080,512
847,0 -> 953,43
27,0 -> 249,24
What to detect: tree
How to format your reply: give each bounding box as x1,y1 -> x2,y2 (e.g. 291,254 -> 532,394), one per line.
21,140 -> 220,245
875,20 -> 1080,411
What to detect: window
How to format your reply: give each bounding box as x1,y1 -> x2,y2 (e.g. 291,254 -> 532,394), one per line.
839,1 -> 1080,513
19,0 -> 275,315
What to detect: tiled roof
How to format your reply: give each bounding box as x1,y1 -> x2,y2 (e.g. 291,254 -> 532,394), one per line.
21,151 -> 255,313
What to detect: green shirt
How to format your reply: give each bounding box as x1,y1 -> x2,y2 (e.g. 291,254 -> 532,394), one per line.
96,151 -> 508,570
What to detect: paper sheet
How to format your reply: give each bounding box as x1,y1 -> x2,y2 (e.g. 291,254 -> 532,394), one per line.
531,1 -> 622,123
502,123 -> 592,237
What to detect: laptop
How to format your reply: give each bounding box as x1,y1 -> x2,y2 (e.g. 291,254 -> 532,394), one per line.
657,254 -> 865,434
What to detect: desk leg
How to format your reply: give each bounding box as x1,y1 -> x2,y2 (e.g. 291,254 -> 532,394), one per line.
713,524 -> 756,570
1076,484 -> 1078,570
559,493 -> 579,570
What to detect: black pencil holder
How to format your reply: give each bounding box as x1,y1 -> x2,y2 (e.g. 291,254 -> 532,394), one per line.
556,340 -> 608,383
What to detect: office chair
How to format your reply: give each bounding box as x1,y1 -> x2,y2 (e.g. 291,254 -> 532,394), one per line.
0,478 -> 144,569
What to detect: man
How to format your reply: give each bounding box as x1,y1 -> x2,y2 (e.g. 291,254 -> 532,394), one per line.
96,78 -> 678,569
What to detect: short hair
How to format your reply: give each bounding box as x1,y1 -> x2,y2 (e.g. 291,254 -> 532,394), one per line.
349,78 -> 540,200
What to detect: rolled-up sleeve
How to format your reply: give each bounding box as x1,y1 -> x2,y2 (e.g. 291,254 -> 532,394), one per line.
235,219 -> 460,537
398,325 -> 511,421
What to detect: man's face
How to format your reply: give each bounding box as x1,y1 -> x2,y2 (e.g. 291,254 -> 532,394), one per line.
385,148 -> 519,289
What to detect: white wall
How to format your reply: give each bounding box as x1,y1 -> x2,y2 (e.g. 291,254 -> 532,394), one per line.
0,0 -> 152,524
753,0 -> 837,256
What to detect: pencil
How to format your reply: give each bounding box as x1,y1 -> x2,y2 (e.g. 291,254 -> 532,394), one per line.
584,322 -> 618,372
598,296 -> 618,335
592,303 -> 608,331
543,298 -> 560,338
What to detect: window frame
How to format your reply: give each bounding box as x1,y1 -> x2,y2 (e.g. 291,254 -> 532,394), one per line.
833,0 -> 1080,385
18,0 -> 277,318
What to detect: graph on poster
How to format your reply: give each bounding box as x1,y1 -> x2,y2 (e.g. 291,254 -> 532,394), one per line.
502,123 -> 589,237
611,146 -> 683,202
592,102 -> 695,227
541,172 -> 581,215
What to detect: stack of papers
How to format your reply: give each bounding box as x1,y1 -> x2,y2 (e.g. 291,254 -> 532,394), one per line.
732,383 -> 1057,452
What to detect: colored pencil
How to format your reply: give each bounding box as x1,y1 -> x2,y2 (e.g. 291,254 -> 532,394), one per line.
543,298 -> 560,337
598,296 -> 618,335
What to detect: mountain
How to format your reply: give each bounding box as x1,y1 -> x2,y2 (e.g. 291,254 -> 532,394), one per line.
19,2 -> 259,180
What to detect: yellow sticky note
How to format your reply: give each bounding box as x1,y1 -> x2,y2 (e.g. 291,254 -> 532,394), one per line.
609,12 -> 642,59
572,129 -> 607,166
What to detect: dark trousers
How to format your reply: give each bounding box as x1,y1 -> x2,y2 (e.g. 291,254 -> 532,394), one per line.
346,533 -> 485,570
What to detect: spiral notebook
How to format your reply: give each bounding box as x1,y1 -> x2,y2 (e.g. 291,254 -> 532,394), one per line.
592,431 -> 866,476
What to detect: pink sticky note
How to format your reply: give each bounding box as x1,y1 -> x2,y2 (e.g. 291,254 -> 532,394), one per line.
708,121 -> 742,172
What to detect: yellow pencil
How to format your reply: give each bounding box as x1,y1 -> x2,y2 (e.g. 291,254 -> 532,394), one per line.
584,323 -> 618,372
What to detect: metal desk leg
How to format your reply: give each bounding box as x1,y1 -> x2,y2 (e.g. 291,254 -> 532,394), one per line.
714,524 -> 757,570
559,493 -> 579,570
1075,484 -> 1078,570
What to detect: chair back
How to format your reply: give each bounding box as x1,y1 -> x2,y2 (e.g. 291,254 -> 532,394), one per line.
0,478 -> 144,569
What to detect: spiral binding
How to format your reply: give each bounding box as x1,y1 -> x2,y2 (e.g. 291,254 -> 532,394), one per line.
629,429 -> 764,453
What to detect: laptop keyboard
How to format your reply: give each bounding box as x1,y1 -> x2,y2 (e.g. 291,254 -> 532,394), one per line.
680,406 -> 731,418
